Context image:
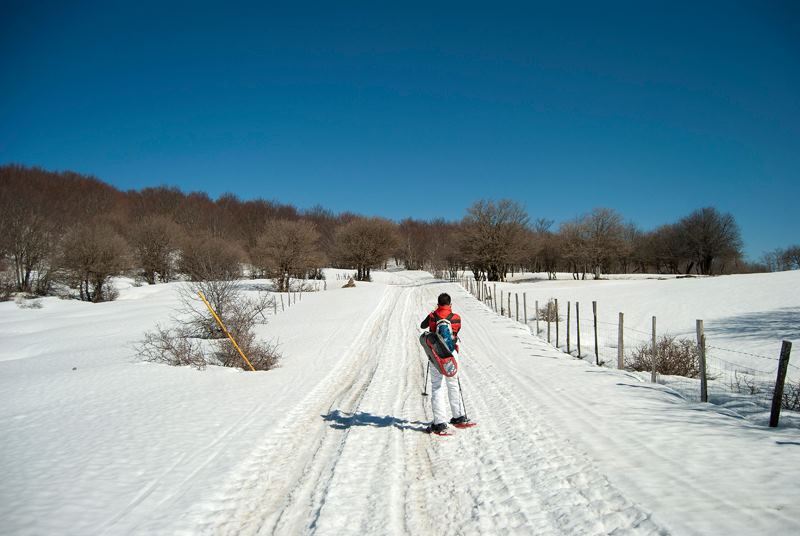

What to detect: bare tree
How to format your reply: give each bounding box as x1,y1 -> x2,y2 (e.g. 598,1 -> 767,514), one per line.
460,199 -> 529,281
60,223 -> 130,302
558,220 -> 590,279
178,232 -> 244,281
782,245 -> 800,270
129,215 -> 183,284
251,219 -> 324,291
581,208 -> 625,279
0,166 -> 57,294
335,217 -> 398,281
678,207 -> 742,275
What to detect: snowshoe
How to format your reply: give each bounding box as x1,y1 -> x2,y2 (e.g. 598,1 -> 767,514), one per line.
419,332 -> 458,377
426,423 -> 453,436
450,416 -> 477,429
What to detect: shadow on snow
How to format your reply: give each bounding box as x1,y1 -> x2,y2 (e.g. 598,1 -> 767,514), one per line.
705,307 -> 800,343
322,409 -> 429,433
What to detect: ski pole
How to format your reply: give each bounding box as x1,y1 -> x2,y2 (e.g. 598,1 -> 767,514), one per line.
422,362 -> 430,396
457,376 -> 468,420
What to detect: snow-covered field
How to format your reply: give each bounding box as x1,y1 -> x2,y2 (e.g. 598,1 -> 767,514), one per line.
1,270 -> 799,535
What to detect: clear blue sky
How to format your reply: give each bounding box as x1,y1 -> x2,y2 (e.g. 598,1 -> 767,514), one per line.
1,1 -> 798,259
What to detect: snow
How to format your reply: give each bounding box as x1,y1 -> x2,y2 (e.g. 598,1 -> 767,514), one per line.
1,270 -> 799,535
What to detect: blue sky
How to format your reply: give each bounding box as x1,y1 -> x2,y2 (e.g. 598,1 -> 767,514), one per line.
1,1 -> 798,259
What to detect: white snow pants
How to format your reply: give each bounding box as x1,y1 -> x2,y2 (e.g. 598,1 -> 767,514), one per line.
430,353 -> 465,425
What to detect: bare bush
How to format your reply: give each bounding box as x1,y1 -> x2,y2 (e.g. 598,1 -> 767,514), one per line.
783,380 -> 800,411
142,279 -> 282,372
136,325 -> 207,369
538,299 -> 560,321
213,329 -> 281,371
626,334 -> 701,377
730,370 -> 765,396
0,268 -> 13,301
179,280 -> 274,339
15,295 -> 43,309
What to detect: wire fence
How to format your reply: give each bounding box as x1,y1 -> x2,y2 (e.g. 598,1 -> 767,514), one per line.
457,276 -> 797,426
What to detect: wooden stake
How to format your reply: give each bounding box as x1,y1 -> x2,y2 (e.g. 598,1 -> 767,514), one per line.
197,291 -> 255,372
567,301 -> 571,354
618,312 -> 624,370
546,302 -> 551,343
770,341 -> 793,427
576,302 -> 581,358
555,299 -> 559,348
696,320 -> 708,402
651,316 -> 657,383
593,301 -> 599,365
515,294 -> 519,322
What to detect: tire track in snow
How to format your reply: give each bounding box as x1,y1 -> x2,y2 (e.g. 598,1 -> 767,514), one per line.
176,285 -> 434,535
173,288 -> 394,535
178,277 -> 671,535
413,283 -> 668,535
457,285 -> 668,535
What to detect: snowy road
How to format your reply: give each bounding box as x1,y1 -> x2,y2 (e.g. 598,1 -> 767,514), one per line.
3,272 -> 799,535
175,278 -> 668,535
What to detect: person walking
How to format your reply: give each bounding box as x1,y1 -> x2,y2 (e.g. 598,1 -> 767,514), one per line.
420,292 -> 471,435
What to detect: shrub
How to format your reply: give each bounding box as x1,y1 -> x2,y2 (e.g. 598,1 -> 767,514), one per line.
139,280 -> 280,372
213,329 -> 281,371
179,280 -> 274,340
782,380 -> 800,411
136,325 -> 207,369
626,334 -> 701,378
730,370 -> 765,396
538,298 -> 560,321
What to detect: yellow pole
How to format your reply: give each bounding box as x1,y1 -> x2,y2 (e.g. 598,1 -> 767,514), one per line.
197,291 -> 256,372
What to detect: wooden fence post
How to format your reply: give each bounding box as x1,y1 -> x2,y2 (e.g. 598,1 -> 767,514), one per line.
651,316 -> 657,383
494,284 -> 498,313
500,290 -> 504,316
618,312 -> 624,370
507,293 -> 511,319
576,302 -> 581,358
696,320 -> 708,403
547,302 -> 551,344
515,294 -> 519,322
593,301 -> 599,365
535,300 -> 540,335
523,293 -> 528,325
281,294 -> 285,312
567,301 -> 571,354
555,299 -> 559,348
769,341 -> 793,427
274,298 -> 277,315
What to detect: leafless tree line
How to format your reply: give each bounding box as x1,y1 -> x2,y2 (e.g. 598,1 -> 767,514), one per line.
0,164 -> 782,301
760,245 -> 800,272
0,165 -> 398,300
